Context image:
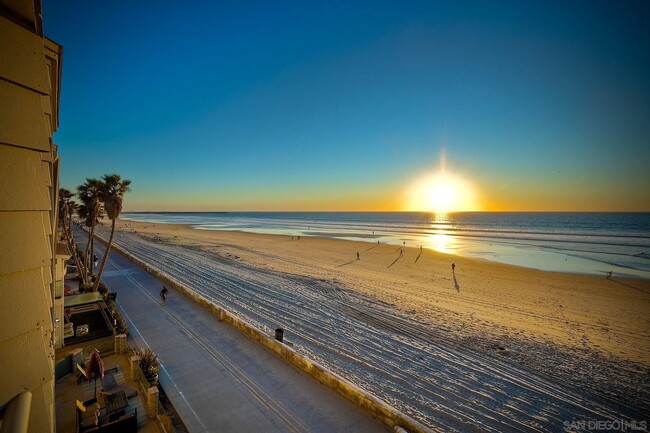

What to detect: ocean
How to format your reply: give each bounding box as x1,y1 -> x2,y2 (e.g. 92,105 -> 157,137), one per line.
120,212 -> 650,279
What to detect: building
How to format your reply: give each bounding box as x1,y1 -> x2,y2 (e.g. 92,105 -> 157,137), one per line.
0,1 -> 63,432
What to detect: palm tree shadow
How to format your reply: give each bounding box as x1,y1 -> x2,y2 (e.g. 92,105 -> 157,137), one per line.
453,270 -> 460,293
336,259 -> 357,268
387,256 -> 402,269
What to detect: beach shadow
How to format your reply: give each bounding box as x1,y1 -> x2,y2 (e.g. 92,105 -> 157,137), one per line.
336,259 -> 357,268
387,256 -> 402,269
611,279 -> 650,295
452,270 -> 460,293
414,251 -> 422,264
364,245 -> 378,252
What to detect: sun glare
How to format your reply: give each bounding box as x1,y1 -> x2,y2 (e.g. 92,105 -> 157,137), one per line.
406,171 -> 478,213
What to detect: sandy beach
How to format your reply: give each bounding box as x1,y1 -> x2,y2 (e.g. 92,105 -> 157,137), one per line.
100,218 -> 650,431
116,219 -> 650,364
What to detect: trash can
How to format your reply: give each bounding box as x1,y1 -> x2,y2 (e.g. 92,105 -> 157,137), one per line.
274,328 -> 284,343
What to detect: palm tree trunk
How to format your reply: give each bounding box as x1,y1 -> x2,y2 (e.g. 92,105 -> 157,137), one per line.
89,229 -> 95,275
63,225 -> 85,285
81,224 -> 95,286
93,218 -> 115,292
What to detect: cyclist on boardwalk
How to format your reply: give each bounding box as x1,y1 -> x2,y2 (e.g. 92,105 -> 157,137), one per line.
160,286 -> 169,306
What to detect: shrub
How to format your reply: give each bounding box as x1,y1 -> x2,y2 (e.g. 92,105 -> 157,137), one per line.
114,314 -> 128,335
97,282 -> 109,297
138,348 -> 160,379
106,299 -> 128,335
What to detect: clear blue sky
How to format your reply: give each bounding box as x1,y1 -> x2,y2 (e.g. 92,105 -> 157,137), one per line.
44,0 -> 650,211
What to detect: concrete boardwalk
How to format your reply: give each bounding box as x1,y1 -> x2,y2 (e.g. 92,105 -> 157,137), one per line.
92,238 -> 390,433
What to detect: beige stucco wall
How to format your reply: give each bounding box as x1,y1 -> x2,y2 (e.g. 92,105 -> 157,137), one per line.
0,2 -> 62,432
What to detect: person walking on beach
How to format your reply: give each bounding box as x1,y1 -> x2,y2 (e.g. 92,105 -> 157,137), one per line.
357,251 -> 360,260
606,271 -> 613,280
451,263 -> 456,271
160,286 -> 169,306
399,248 -> 403,257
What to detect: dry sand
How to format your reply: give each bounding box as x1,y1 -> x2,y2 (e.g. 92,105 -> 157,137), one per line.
116,219 -> 650,366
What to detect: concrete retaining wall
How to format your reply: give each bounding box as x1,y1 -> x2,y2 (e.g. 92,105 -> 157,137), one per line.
95,233 -> 435,433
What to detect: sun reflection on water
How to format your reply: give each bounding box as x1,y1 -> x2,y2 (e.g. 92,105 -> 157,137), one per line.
424,213 -> 456,254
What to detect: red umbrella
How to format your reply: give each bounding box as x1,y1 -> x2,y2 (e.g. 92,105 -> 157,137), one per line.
85,349 -> 105,397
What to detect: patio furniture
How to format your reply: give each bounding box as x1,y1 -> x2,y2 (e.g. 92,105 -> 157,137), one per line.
76,324 -> 89,336
104,390 -> 128,420
75,398 -> 99,433
76,396 -> 137,433
101,372 -> 137,399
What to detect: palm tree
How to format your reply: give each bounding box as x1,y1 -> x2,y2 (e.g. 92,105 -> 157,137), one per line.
58,188 -> 74,238
59,188 -> 84,279
93,174 -> 131,292
77,178 -> 103,287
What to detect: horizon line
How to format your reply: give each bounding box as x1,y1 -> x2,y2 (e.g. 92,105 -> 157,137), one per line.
120,210 -> 650,214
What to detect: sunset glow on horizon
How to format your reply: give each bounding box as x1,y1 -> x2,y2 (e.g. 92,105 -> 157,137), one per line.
45,1 -> 650,212
405,173 -> 480,213
404,155 -> 480,213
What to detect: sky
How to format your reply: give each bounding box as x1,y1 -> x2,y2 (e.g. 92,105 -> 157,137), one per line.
44,0 -> 650,212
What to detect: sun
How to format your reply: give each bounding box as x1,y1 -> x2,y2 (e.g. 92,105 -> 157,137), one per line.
428,181 -> 456,213
405,171 -> 478,213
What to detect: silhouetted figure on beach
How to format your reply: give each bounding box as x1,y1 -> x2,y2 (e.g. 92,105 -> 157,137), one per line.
357,251 -> 360,260
607,271 -> 613,280
399,249 -> 403,257
452,263 -> 456,271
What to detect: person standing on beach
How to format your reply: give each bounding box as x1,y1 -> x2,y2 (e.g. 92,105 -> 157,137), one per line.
399,248 -> 403,257
607,271 -> 613,280
452,263 -> 456,271
357,251 -> 360,260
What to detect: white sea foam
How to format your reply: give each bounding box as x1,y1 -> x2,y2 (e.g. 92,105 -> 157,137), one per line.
121,212 -> 650,279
